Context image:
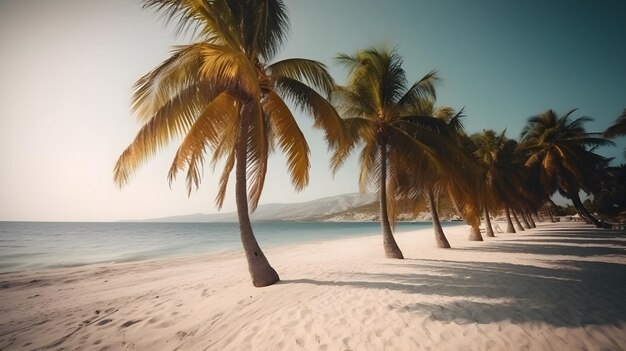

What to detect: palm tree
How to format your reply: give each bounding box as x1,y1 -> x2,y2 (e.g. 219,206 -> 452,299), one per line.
472,131 -> 528,234
520,109 -> 612,227
331,47 -> 440,258
114,0 -> 344,287
471,130 -> 503,237
511,210 -> 525,231
400,102 -> 471,248
492,138 -> 526,233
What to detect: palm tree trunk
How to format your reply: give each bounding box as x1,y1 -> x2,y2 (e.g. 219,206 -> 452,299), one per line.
427,188 -> 450,248
236,108 -> 279,287
483,206 -> 495,237
468,224 -> 483,241
520,211 -> 532,229
504,206 -> 516,233
570,191 -> 602,227
379,142 -> 403,259
512,210 -> 525,231
527,211 -> 536,228
546,205 -> 555,222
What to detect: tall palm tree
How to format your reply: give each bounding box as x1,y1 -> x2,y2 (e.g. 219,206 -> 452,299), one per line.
114,0 -> 344,287
451,133 -> 487,241
400,101 -> 471,248
520,109 -> 612,227
472,130 -> 528,234
471,130 -> 503,237
331,47 -> 440,259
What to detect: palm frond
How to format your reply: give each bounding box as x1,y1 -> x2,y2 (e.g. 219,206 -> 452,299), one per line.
132,44 -> 208,121
331,85 -> 377,119
243,0 -> 289,61
215,148 -> 236,209
330,117 -> 373,174
142,0 -> 215,38
446,108 -> 466,135
274,76 -> 344,148
198,44 -> 261,99
263,91 -> 310,191
246,102 -> 269,211
432,105 -> 456,122
142,0 -> 244,47
167,92 -> 237,194
358,142 -> 379,192
604,109 -> 626,138
114,79 -> 213,187
268,58 -> 334,97
397,70 -> 439,109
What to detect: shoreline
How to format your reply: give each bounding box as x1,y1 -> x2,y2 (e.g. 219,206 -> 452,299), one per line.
1,222 -> 624,350
0,221 -> 465,275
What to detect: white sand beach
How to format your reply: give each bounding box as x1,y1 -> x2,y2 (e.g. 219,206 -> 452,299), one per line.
1,222 -> 625,350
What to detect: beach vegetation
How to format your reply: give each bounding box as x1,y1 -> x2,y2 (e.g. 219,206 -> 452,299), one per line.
519,109 -> 613,227
113,0 -> 344,287
330,47 -> 442,258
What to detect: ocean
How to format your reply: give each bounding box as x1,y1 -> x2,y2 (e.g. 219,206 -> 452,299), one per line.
0,221 -> 463,273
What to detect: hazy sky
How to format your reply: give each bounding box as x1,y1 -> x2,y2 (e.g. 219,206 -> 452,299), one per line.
1,0 -> 625,221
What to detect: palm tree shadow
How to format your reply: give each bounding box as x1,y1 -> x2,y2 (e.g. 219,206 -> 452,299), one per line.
281,227 -> 626,328
457,243 -> 624,256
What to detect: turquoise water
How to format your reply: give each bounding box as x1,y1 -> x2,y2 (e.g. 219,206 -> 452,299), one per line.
0,221 -> 462,272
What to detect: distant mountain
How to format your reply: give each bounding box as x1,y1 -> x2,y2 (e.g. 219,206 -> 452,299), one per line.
128,193 -> 378,222
127,192 -> 465,222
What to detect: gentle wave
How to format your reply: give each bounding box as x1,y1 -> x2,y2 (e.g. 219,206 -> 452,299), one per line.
0,221 -> 463,272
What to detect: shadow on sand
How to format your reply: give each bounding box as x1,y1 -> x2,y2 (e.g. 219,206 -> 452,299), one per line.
283,225 -> 626,327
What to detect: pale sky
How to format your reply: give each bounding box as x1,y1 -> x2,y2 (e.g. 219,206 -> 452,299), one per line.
1,0 -> 625,221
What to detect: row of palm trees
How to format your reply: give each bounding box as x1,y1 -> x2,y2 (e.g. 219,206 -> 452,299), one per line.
114,0 -> 624,287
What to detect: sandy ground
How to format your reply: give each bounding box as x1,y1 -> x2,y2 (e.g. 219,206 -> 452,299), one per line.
0,221 -> 625,351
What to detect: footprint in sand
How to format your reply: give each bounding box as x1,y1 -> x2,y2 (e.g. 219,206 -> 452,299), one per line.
120,320 -> 142,328
97,319 -> 113,326
157,320 -> 174,328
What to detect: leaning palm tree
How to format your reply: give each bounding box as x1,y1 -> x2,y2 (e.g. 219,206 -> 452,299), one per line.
331,47 -> 440,259
472,130 -> 528,234
399,101 -> 471,248
520,109 -> 612,227
449,132 -> 488,241
114,0 -> 344,287
496,140 -> 527,233
471,130 -> 505,237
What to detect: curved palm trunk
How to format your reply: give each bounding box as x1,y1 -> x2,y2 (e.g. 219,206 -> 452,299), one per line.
570,191 -> 602,227
527,211 -> 536,228
534,211 -> 543,223
483,206 -> 495,237
427,188 -> 451,248
379,142 -> 403,259
468,224 -> 483,241
512,210 -> 525,231
520,211 -> 532,229
236,110 -> 279,287
504,206 -> 516,233
546,206 -> 555,222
